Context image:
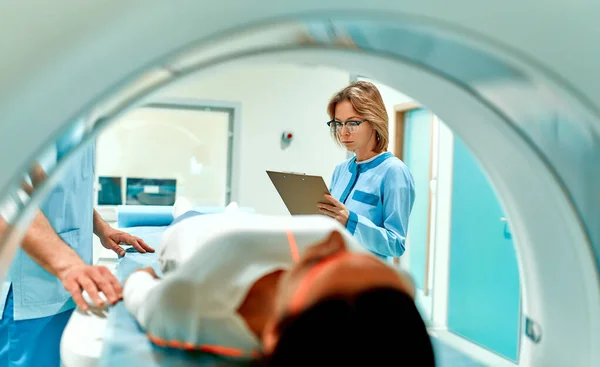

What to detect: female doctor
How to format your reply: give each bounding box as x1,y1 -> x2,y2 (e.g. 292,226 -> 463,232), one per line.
318,81 -> 415,259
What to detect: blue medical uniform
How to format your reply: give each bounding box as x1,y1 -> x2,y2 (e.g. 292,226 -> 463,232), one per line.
330,152 -> 415,259
0,127 -> 95,367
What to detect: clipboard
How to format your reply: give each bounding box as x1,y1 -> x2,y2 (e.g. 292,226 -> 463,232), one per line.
266,170 -> 330,215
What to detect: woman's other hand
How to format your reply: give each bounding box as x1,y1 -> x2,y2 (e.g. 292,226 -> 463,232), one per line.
318,194 -> 350,227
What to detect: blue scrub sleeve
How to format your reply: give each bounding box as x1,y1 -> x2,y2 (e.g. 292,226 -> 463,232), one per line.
346,166 -> 415,257
329,164 -> 341,190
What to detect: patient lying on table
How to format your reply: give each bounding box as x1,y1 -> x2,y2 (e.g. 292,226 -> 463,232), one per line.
123,198 -> 435,366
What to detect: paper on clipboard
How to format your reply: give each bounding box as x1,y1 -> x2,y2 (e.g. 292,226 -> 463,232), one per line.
266,170 -> 331,215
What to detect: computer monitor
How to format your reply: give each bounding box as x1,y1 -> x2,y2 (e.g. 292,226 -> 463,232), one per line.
125,177 -> 177,206
97,176 -> 123,205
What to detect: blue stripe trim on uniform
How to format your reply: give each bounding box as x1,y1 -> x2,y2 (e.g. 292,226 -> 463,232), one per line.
352,190 -> 379,206
346,211 -> 359,235
340,160 -> 359,204
358,152 -> 394,172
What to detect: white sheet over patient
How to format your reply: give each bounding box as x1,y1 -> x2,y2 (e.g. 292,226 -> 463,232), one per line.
123,199 -> 369,358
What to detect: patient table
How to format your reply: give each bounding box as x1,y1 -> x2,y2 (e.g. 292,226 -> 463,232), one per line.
60,206 -> 485,367
62,224 -> 239,366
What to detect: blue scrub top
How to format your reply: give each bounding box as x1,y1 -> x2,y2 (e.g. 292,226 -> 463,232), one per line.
0,127 -> 95,321
330,152 -> 415,259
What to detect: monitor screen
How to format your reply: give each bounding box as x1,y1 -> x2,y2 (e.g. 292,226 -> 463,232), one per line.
97,176 -> 123,205
126,177 -> 177,206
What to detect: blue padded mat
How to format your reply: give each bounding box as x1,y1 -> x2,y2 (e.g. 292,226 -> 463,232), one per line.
116,205 -> 255,228
98,226 -> 486,367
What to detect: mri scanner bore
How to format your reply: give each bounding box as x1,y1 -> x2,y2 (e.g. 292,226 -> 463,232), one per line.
0,5 -> 600,367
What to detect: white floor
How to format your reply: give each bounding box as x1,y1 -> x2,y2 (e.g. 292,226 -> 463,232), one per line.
429,327 -> 518,367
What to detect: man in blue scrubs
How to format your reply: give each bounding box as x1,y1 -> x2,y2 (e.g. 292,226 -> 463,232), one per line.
0,128 -> 154,367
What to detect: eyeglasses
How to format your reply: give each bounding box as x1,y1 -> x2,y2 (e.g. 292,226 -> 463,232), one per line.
326,119 -> 366,134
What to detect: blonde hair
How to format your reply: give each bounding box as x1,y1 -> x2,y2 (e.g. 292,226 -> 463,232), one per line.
327,81 -> 389,153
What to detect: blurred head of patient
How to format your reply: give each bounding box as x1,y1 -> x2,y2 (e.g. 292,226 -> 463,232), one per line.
258,231 -> 435,366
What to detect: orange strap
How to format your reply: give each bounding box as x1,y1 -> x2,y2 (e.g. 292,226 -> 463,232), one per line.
147,333 -> 260,358
286,230 -> 299,263
288,251 -> 353,313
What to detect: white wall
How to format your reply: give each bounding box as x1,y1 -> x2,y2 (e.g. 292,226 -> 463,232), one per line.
96,108 -> 230,206
92,62 -> 350,262
431,118 -> 455,327
159,63 -> 350,215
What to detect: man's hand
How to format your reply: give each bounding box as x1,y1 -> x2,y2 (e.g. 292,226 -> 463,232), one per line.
98,226 -> 155,257
0,215 -> 8,239
21,163 -> 48,195
59,264 -> 122,312
317,194 -> 350,226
